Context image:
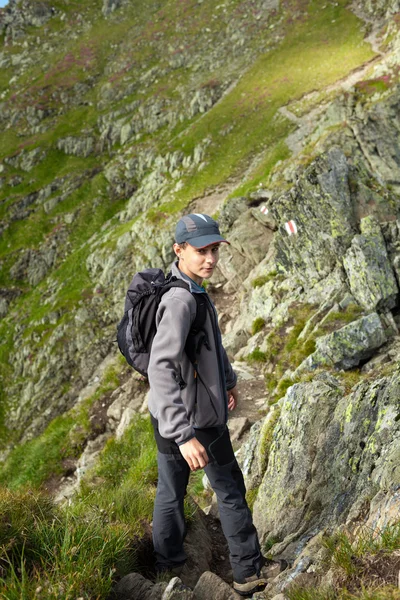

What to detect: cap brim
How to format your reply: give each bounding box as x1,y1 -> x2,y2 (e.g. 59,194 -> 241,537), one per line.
188,234 -> 230,248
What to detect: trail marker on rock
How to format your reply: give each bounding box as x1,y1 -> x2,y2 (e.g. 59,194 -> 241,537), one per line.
260,205 -> 269,215
285,220 -> 297,235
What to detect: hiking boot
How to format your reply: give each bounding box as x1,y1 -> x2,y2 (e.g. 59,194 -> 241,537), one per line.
233,558 -> 288,596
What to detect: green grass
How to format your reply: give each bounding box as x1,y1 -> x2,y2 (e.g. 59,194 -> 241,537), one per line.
251,317 -> 265,335
287,524 -> 400,600
0,413 -> 79,490
0,488 -> 136,600
325,523 -> 400,576
0,363 -> 124,487
258,407 -> 281,477
247,348 -> 268,363
77,414 -> 157,530
249,302 -> 365,401
246,304 -> 315,389
156,0 -> 374,211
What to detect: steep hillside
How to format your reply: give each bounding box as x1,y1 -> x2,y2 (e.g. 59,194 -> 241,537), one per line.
0,0 -> 375,446
0,0 -> 400,598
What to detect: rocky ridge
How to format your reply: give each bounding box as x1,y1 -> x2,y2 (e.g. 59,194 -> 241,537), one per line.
0,0 -> 400,598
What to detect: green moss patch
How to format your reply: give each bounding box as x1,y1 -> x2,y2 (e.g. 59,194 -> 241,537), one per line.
251,271 -> 278,288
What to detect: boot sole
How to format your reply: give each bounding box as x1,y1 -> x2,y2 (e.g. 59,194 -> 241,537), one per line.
233,578 -> 268,596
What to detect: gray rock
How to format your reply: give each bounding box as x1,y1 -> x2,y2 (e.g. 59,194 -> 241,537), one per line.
180,509 -> 213,588
57,136 -> 95,157
218,197 -> 248,232
343,216 -> 399,311
188,85 -> 223,118
253,371 -> 400,563
193,572 -> 240,600
0,298 -> 8,318
238,419 -> 264,489
272,147 -> 356,286
5,147 -> 45,172
295,313 -> 387,373
1,1 -> 54,42
9,227 -> 68,286
218,209 -> 274,293
239,406 -> 282,490
20,147 -> 46,171
107,573 -> 166,600
107,378 -> 148,428
162,578 -> 194,600
364,0 -> 400,18
227,417 -> 250,442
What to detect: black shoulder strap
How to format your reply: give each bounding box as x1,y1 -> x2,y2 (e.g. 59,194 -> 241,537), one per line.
158,273 -> 190,298
191,293 -> 207,332
158,274 -> 209,362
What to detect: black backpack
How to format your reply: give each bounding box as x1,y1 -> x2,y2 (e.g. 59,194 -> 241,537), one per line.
117,268 -> 208,377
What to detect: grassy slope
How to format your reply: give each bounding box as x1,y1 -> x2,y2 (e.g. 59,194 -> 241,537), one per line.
157,0 -> 374,209
0,0 -> 374,443
0,0 -> 376,483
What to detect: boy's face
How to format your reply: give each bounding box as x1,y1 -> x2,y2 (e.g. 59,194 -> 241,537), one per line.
173,242 -> 220,285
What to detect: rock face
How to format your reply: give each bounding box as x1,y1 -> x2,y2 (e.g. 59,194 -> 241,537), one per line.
0,0 -> 54,41
343,216 -> 399,311
271,147 -> 356,285
365,0 -> 400,17
253,372 -> 400,562
57,136 -> 95,158
295,313 -> 387,372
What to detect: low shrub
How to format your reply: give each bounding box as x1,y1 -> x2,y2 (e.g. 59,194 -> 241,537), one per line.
247,348 -> 268,363
252,317 -> 265,335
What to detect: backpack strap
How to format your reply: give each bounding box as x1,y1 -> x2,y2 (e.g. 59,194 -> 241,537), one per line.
159,273 -> 209,364
185,293 -> 209,364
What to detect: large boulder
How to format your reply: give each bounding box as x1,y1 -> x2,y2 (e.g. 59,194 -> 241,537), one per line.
343,216 -> 399,311
271,147 -> 356,285
294,312 -> 387,373
253,371 -> 400,563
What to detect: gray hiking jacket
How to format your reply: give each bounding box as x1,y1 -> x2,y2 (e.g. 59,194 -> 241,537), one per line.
147,262 -> 237,445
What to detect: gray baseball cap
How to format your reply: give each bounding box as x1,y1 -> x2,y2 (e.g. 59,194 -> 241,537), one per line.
175,213 -> 229,248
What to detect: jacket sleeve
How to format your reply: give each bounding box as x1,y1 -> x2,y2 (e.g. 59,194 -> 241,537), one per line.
147,291 -> 196,445
222,345 -> 237,390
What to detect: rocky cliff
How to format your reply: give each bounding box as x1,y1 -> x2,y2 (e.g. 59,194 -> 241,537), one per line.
0,0 -> 399,598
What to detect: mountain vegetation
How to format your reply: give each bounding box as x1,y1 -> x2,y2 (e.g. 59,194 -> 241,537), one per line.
0,0 -> 399,598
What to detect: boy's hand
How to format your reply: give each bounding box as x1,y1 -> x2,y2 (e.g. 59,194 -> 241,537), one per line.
227,385 -> 238,411
179,438 -> 209,471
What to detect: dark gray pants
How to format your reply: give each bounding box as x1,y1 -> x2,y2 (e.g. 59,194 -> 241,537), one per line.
152,450 -> 262,581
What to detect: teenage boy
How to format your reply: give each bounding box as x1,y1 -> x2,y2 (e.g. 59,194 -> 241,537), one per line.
147,213 -> 286,596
